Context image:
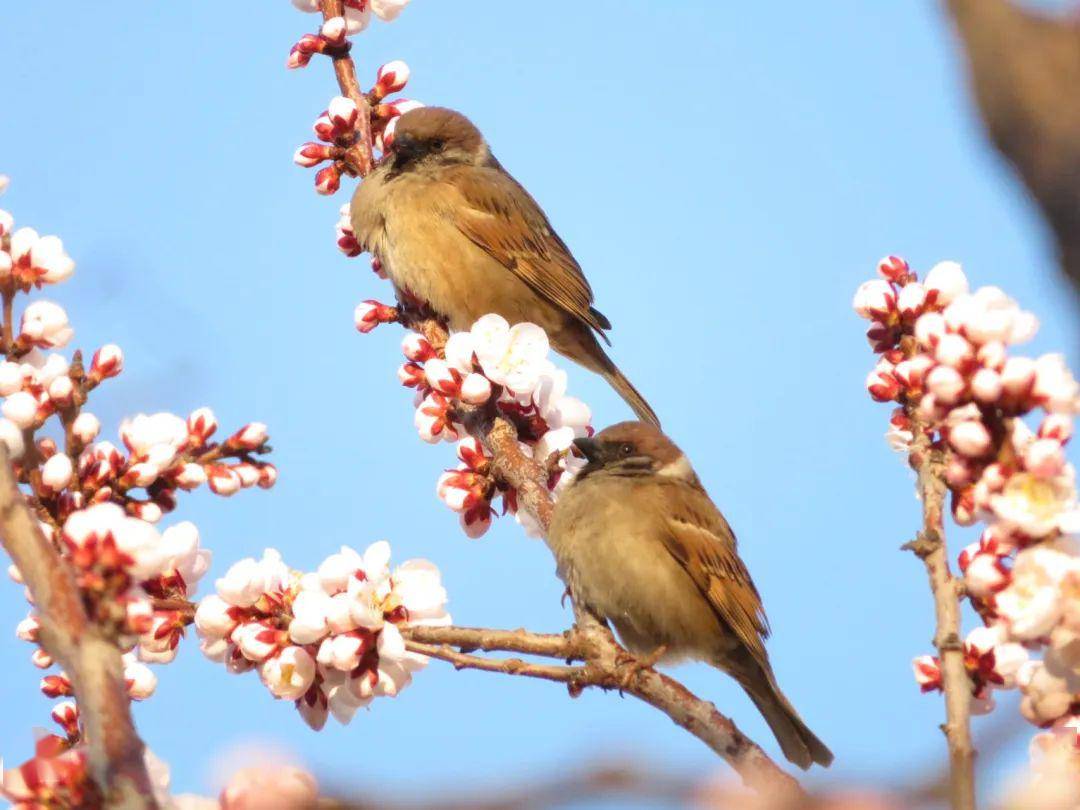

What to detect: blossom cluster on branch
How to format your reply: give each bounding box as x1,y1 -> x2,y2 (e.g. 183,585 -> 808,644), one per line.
193,541 -> 449,730
288,1 -> 420,197
357,310 -> 592,539
855,256 -> 1080,798
0,180 -> 275,806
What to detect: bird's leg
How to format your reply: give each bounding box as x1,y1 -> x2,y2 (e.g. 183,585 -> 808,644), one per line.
615,644 -> 668,690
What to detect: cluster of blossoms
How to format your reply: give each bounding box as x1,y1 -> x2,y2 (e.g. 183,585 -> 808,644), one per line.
194,542 -> 449,729
855,256 -> 1080,779
1,181 -> 275,797
357,310 -> 592,538
288,1 -> 420,199
290,0 -> 410,37
1,738 -> 175,809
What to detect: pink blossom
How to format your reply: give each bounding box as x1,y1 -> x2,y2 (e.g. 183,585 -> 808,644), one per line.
896,282 -> 926,319
354,300 -> 397,333
1025,438 -> 1067,479
913,311 -> 946,348
423,358 -> 462,397
894,355 -> 933,390
460,373 -> 492,404
229,422 -> 269,451
120,412 -> 188,468
187,407 -> 218,444
401,333 -> 435,362
175,462 -> 208,490
317,632 -> 367,672
1039,413 -> 1073,443
327,95 -> 359,132
415,392 -> 457,443
371,0 -> 410,21
966,624 -> 1029,689
1019,661 -> 1075,725
948,420 -> 991,458
46,374 -> 74,406
375,60 -> 410,96
925,365 -> 965,405
1033,354 -> 1080,414
996,545 -> 1076,639
62,503 -> 167,580
207,465 -> 242,496
924,260 -> 969,306
970,368 -> 1002,404
321,15 -> 348,43
934,333 -> 973,369
912,654 -> 942,692
293,142 -> 335,168
865,363 -> 900,403
215,549 -> 289,608
88,343 -> 123,382
195,594 -> 238,639
124,654 -> 158,700
27,235 -> 75,285
314,165 -> 341,195
317,546 -> 364,594
852,279 -> 896,320
991,473 -> 1080,539
41,453 -> 73,492
393,559 -> 450,625
475,321 -> 550,394
289,588 -> 332,644
260,646 -> 316,700
220,765 -> 318,810
234,622 -> 281,663
19,301 -> 73,348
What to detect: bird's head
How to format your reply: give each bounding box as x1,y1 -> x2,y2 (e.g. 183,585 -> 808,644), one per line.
388,107 -> 489,169
572,421 -> 696,481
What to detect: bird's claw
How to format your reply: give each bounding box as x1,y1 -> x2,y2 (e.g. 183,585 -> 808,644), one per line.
614,645 -> 667,691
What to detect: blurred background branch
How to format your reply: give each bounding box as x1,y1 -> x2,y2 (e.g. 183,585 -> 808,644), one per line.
946,0 -> 1080,301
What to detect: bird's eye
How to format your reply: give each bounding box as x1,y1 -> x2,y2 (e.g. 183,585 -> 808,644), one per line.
431,138 -> 445,150
620,443 -> 634,456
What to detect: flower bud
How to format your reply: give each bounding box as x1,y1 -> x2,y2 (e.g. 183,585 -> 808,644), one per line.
41,453 -> 74,492
876,255 -> 910,283
374,60 -> 411,98
89,344 -> 124,382
924,260 -> 969,306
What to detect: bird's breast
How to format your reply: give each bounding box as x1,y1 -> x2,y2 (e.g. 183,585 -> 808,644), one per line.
548,476 -> 730,660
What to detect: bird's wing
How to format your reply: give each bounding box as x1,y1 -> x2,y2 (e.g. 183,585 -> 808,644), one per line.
659,482 -> 771,667
437,164 -> 611,337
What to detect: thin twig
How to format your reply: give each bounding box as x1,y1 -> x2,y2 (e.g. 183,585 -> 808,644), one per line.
0,447 -> 157,809
903,413 -> 975,810
321,0 -> 375,177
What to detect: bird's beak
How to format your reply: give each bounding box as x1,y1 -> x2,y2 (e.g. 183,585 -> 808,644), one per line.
390,133 -> 418,160
572,437 -> 602,462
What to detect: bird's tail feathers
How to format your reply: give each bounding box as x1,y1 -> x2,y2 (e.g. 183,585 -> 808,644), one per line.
600,364 -> 660,427
737,666 -> 834,770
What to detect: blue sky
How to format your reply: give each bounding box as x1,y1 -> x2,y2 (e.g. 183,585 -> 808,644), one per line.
2,1 -> 1077,804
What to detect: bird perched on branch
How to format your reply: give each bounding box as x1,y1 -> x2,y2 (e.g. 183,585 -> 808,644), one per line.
350,106 -> 659,426
547,421 -> 833,770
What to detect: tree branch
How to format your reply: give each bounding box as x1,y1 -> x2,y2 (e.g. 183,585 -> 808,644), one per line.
0,447 -> 157,809
321,759 -> 725,810
903,414 -> 974,810
321,0 -> 375,177
944,0 -> 1080,301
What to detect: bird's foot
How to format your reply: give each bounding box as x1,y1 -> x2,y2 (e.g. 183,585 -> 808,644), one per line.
615,645 -> 667,691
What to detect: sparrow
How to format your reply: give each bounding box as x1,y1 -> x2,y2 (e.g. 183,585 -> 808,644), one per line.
350,106 -> 659,426
547,421 -> 833,770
